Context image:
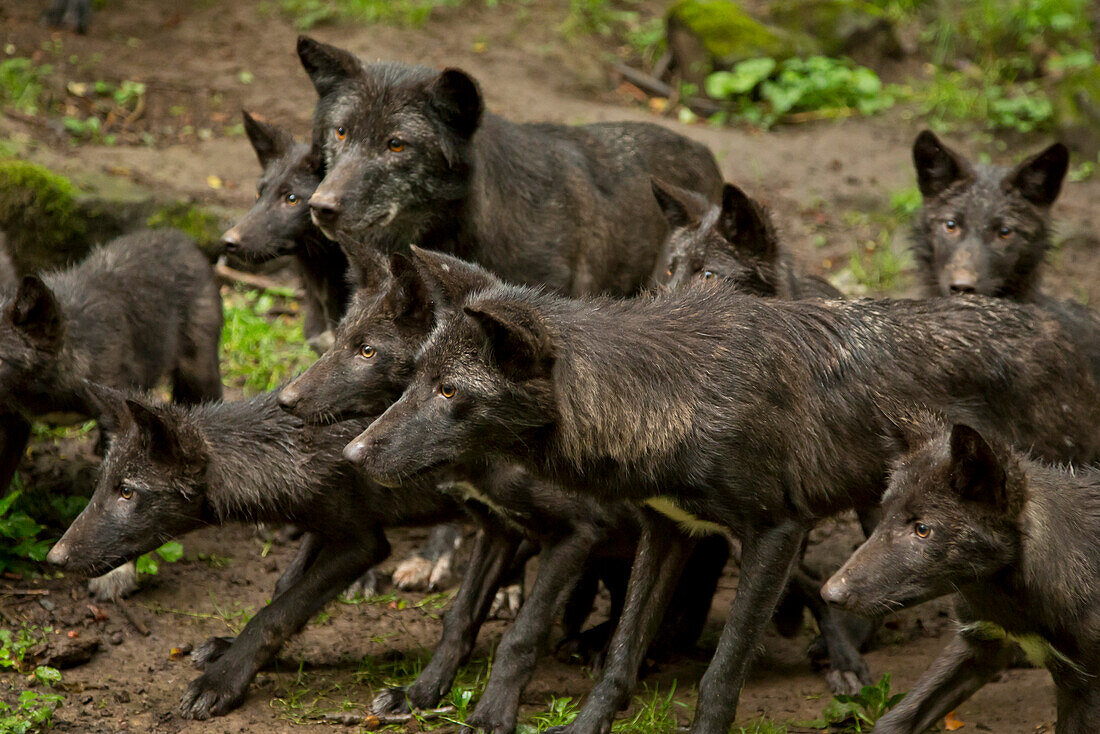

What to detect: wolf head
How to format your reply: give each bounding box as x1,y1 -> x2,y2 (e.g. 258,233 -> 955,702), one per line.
278,249 -> 450,421
651,180 -> 784,295
221,111 -> 326,262
823,422 -> 1024,616
342,247 -> 554,484
911,130 -> 1069,300
297,37 -> 483,252
47,387 -> 210,578
0,276 -> 65,401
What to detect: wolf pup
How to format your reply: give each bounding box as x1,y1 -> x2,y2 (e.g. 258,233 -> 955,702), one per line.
0,228 -> 223,599
651,179 -> 839,299
347,247 -> 1100,734
46,387 -> 461,720
296,36 -> 722,297
823,421 -> 1100,734
222,111 -> 351,354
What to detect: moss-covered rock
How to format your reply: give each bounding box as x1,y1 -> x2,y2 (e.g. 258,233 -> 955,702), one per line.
0,160 -> 90,275
666,0 -> 818,84
770,0 -> 901,63
146,203 -> 224,259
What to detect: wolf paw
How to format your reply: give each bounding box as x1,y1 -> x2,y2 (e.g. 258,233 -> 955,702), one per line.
341,569 -> 381,601
826,668 -> 868,697
371,687 -> 412,716
392,556 -> 433,591
464,694 -> 520,734
179,668 -> 250,719
191,637 -> 235,668
489,583 -> 523,620
87,562 -> 138,601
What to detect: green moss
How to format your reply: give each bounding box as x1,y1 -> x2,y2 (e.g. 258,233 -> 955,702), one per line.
668,0 -> 817,64
0,159 -> 89,274
146,202 -> 223,256
770,0 -> 896,57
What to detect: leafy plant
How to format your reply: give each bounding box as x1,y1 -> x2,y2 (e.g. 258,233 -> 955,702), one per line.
525,695 -> 580,730
611,685 -> 685,733
220,287 -> 317,394
803,674 -> 905,732
0,689 -> 65,734
0,58 -> 50,115
0,492 -> 53,574
0,626 -> 64,733
135,540 -> 184,576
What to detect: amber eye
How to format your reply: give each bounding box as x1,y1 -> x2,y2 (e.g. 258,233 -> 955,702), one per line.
285,193 -> 299,205
388,138 -> 405,153
944,219 -> 958,234
998,226 -> 1012,239
914,522 -> 931,539
440,383 -> 456,399
336,126 -> 347,140
666,267 -> 673,277
120,485 -> 134,500
703,270 -> 715,280
360,345 -> 375,359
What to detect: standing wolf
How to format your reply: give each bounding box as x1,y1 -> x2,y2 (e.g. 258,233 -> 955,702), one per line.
0,229 -> 223,599
295,36 -> 723,296
824,421 -> 1100,733
346,247 -> 1100,734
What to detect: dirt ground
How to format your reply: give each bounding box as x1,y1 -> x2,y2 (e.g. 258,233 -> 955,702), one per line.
1,0 -> 1094,731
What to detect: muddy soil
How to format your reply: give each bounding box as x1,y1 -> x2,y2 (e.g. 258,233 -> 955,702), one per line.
0,0 -> 1090,731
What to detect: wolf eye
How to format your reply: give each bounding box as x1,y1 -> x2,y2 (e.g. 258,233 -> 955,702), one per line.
913,522 -> 931,539
666,266 -> 673,277
120,485 -> 134,500
387,138 -> 405,153
440,383 -> 456,399
335,126 -> 347,140
944,219 -> 959,234
998,226 -> 1013,239
285,193 -> 299,205
703,270 -> 715,280
360,345 -> 375,359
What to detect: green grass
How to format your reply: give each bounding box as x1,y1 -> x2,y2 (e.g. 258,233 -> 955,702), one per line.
0,58 -> 51,115
220,287 -> 317,395
274,0 -> 468,29
0,627 -> 65,733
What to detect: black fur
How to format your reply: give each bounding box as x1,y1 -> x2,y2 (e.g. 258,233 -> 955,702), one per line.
43,0 -> 90,33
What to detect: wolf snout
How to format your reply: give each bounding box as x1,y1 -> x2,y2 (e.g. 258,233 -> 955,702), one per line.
221,226 -> 243,254
820,575 -> 851,607
277,383 -> 301,411
343,433 -> 378,465
949,274 -> 977,294
46,541 -> 70,567
309,192 -> 342,228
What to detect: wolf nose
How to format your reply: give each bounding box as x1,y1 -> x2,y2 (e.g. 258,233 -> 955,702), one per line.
343,434 -> 378,465
820,577 -> 850,607
309,193 -> 341,226
221,227 -> 242,253
949,270 -> 977,294
277,384 -> 301,411
949,282 -> 976,294
46,541 -> 70,567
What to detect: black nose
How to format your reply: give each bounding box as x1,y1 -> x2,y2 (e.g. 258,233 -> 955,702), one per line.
820,577 -> 850,606
949,282 -> 977,295
343,434 -> 378,465
277,385 -> 300,411
221,227 -> 242,253
309,193 -> 341,226
46,542 -> 70,567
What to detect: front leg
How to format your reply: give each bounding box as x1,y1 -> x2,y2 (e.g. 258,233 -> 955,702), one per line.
178,529 -> 388,719
789,567 -> 873,695
1055,680 -> 1100,734
0,413 -> 31,495
374,521 -> 523,715
465,525 -> 603,734
875,631 -> 1012,734
690,519 -> 807,734
546,513 -> 694,734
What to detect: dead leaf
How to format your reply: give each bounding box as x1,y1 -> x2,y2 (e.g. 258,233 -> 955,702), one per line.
206,174 -> 223,190
944,711 -> 965,730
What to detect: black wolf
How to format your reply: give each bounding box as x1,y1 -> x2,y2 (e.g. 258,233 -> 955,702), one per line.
0,229 -> 223,598
911,130 -> 1069,300
823,421 -> 1100,734
651,179 -> 839,299
347,247 -> 1100,734
280,253 -> 728,733
296,36 -> 722,296
222,111 -> 351,354
43,0 -> 91,34
45,388 -> 461,720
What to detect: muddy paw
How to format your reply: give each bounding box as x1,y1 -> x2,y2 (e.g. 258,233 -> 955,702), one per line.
371,686 -> 412,716
826,669 -> 867,697
88,562 -> 138,601
465,699 -> 520,734
190,637 -> 235,668
392,556 -> 433,591
341,569 -> 380,601
178,669 -> 249,719
489,583 -> 522,620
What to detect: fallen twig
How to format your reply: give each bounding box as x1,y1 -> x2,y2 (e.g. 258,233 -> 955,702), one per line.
115,599 -> 150,636
215,262 -> 303,298
319,706 -> 457,728
612,63 -> 722,116
3,588 -> 51,596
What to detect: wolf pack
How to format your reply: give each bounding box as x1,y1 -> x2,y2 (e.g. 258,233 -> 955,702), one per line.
3,35 -> 1099,734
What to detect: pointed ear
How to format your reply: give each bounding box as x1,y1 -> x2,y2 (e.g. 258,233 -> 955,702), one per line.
948,424 -> 1007,508
913,130 -> 972,198
383,254 -> 434,336
1006,142 -> 1069,207
297,36 -> 360,97
717,184 -> 775,258
7,276 -> 62,348
651,178 -> 707,230
882,407 -> 942,455
463,298 -> 554,381
82,381 -> 133,435
242,111 -> 293,168
125,399 -> 206,470
428,68 -> 483,139
409,246 -> 498,311
351,249 -> 392,294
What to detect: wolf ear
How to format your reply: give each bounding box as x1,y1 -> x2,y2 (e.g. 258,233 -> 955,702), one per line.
7,276 -> 62,348
297,36 -> 360,98
125,399 -> 206,471
242,111 -> 293,168
948,424 -> 1008,509
464,298 -> 554,381
428,69 -> 483,140
409,246 -> 498,311
1006,142 -> 1069,207
83,381 -> 133,435
717,183 -> 776,258
651,178 -> 708,230
384,254 -> 434,337
913,130 -> 971,198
